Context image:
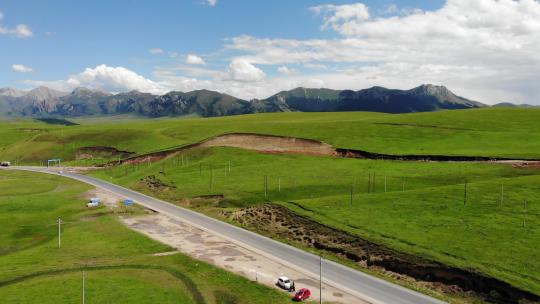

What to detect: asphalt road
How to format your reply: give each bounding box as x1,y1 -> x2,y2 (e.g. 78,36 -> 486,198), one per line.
9,166 -> 446,304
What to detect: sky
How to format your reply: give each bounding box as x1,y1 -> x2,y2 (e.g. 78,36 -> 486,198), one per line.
1,0 -> 540,104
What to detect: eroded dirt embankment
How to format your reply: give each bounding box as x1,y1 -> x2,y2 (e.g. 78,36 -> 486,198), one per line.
223,204 -> 540,304
110,133 -> 535,166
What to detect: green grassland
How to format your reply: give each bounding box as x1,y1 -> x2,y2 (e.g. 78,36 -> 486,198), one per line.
90,147 -> 540,296
2,108 -> 540,165
0,169 -> 290,303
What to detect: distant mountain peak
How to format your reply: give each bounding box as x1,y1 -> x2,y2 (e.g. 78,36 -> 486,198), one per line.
0,88 -> 26,97
71,87 -> 111,97
410,84 -> 450,95
25,86 -> 68,101
0,84 -> 489,118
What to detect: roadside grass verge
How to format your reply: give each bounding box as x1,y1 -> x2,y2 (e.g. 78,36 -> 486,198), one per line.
89,146 -> 540,297
0,169 -> 290,303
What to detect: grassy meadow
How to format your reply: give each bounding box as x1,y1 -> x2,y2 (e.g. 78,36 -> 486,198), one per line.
2,107 -> 540,301
1,108 -> 540,165
90,146 -> 540,296
0,169 -> 290,303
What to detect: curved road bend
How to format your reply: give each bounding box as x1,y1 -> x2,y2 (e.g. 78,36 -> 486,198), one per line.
9,166 -> 446,304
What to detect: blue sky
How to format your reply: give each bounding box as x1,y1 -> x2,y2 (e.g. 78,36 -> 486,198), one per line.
1,0 -> 539,104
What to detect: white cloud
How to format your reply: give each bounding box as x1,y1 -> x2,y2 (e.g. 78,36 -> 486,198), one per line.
25,64 -> 165,94
0,11 -> 33,38
19,1 -> 540,103
168,51 -> 178,58
277,66 -> 297,75
149,48 -> 164,55
186,54 -> 206,65
223,0 -> 540,104
227,59 -> 266,82
0,23 -> 33,38
310,3 -> 370,31
12,64 -> 33,73
206,0 -> 218,6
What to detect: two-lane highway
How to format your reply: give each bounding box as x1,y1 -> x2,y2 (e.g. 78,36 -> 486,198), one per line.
9,166 -> 446,304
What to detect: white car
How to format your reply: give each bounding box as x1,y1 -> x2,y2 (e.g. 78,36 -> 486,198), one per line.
276,276 -> 292,290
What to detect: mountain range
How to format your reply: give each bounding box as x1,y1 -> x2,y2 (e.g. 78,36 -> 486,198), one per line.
0,84 -> 489,118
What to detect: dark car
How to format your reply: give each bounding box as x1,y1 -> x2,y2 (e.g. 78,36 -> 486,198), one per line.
292,288 -> 311,301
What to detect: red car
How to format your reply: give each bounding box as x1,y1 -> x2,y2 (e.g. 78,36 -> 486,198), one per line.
292,288 -> 311,301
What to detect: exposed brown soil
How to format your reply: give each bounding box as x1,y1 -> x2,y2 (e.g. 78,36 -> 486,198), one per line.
512,161 -> 540,169
108,133 -> 539,167
139,175 -> 176,191
198,133 -> 336,156
76,146 -> 135,160
223,204 -> 540,304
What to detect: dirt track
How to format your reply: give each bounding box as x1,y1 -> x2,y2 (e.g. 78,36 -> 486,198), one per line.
122,213 -> 367,304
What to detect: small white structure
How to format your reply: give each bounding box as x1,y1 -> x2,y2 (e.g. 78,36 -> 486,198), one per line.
87,197 -> 101,208
0,161 -> 11,167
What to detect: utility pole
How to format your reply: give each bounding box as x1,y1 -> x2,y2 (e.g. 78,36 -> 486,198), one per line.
278,177 -> 281,193
500,183 -> 504,207
210,166 -> 214,192
350,183 -> 354,205
523,201 -> 527,228
57,218 -> 62,248
264,176 -> 268,199
82,271 -> 85,304
228,160 -> 231,174
464,180 -> 468,205
319,255 -> 322,304
367,173 -> 371,194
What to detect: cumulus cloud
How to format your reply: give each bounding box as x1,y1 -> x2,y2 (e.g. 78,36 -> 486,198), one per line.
0,23 -> 33,38
12,64 -> 33,73
277,66 -> 297,75
25,64 -> 165,94
206,0 -> 217,6
227,59 -> 266,82
186,54 -> 206,65
149,48 -> 164,55
223,0 -> 540,104
0,11 -> 33,38
310,3 -> 370,31
19,1 -> 540,103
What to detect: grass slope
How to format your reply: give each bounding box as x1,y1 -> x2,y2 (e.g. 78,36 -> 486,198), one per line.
0,169 -> 289,303
1,108 -> 540,165
90,147 -> 540,297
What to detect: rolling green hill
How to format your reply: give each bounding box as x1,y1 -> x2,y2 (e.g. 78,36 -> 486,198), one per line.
2,107 -> 540,302
1,108 -> 540,165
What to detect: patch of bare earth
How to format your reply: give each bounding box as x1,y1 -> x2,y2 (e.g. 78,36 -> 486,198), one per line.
199,133 -> 337,156
511,161 -> 540,169
223,204 -> 540,304
75,146 -> 135,160
121,214 -> 367,304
